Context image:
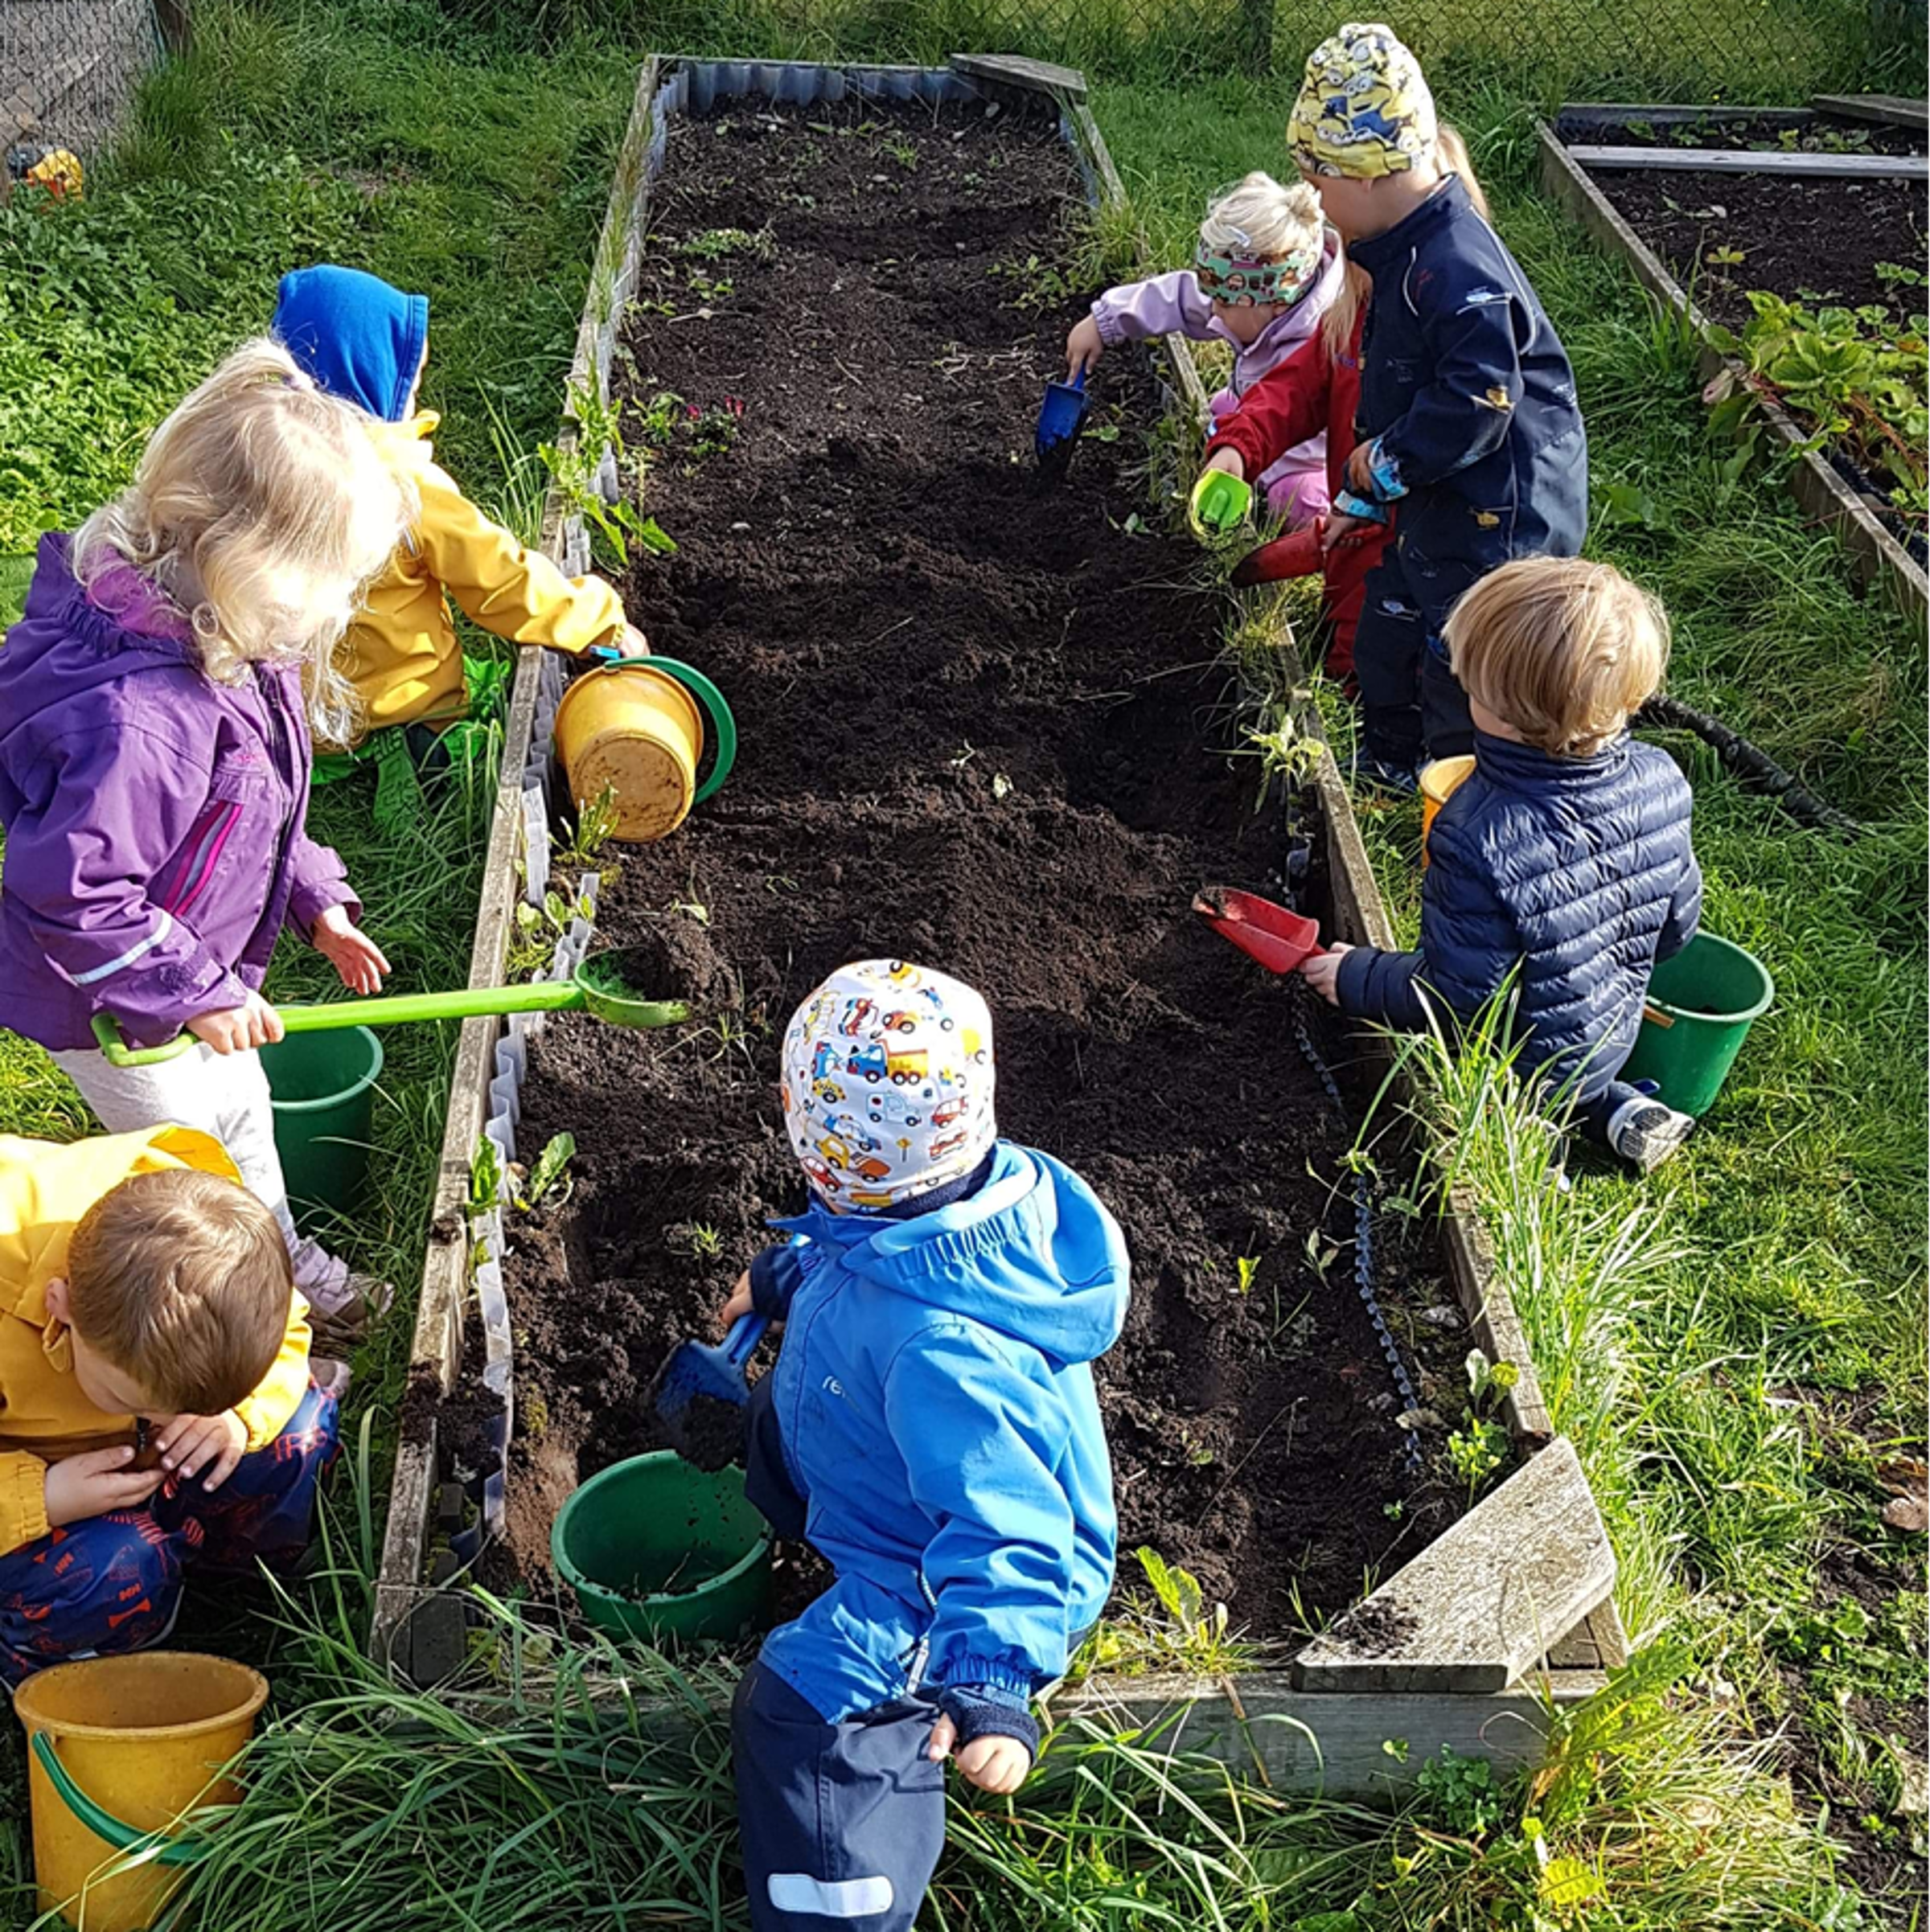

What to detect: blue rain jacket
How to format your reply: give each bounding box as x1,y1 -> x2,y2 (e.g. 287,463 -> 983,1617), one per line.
1337,730 -> 1702,1108
747,1141 -> 1128,1727
1349,174 -> 1587,615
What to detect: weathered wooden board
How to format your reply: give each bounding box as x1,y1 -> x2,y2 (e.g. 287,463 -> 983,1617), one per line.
370,57 -> 664,1671
1292,1438 -> 1615,1694
1558,102 -> 1813,129
1538,121 -> 1928,624
1066,1667 -> 1608,1789
951,51 -> 1087,100
1813,92 -> 1929,130
1568,143 -> 1927,178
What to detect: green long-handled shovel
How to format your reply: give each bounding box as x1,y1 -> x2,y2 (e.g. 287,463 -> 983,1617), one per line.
89,946 -> 689,1069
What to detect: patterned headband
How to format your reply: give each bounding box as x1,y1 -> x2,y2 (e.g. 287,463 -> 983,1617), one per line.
1193,235 -> 1323,310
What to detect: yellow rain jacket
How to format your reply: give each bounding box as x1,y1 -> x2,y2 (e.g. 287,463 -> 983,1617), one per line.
0,1128 -> 314,1553
344,412 -> 631,741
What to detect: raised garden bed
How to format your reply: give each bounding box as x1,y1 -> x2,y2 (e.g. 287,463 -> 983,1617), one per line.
1541,102 -> 1928,613
376,54 -> 1621,1796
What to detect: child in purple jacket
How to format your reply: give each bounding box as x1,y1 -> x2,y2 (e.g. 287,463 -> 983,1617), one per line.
0,339 -> 414,1382
1066,171 -> 1343,525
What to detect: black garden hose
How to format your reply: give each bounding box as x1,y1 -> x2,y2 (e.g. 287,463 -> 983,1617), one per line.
1638,694 -> 1864,839
1287,976 -> 1425,1471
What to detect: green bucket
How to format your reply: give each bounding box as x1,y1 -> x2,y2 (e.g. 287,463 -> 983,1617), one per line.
552,1450 -> 772,1644
261,1027 -> 384,1235
1621,933 -> 1774,1118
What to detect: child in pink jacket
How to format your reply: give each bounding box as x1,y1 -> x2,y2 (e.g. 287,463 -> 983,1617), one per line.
1066,172 -> 1344,526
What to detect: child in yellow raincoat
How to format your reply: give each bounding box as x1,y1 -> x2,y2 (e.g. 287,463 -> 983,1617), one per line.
272,265 -> 649,796
0,1127 -> 335,1683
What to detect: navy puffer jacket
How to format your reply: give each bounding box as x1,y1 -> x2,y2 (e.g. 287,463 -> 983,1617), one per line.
1337,731 -> 1702,1106
1349,175 -> 1587,607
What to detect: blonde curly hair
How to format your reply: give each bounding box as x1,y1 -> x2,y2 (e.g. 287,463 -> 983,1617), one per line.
72,338 -> 413,748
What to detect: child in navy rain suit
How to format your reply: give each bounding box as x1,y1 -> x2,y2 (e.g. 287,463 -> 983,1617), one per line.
1286,22 -> 1587,784
1300,558 -> 1704,1171
719,959 -> 1128,1930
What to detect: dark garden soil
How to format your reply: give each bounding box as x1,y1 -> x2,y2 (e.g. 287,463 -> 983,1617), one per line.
1559,111 -> 1924,158
1593,167 -> 1927,333
482,98 -> 1467,1641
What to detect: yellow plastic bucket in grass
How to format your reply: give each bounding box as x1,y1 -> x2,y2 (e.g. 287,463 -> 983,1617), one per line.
14,1651 -> 268,1930
553,657 -> 737,843
1418,754 -> 1476,865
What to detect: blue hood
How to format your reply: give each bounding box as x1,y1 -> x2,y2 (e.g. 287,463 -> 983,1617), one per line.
273,265 -> 428,422
773,1142 -> 1127,1368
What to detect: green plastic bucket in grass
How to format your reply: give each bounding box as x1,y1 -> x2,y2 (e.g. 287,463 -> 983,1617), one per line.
261,1027 -> 384,1236
1621,933 -> 1774,1118
553,1450 -> 772,1644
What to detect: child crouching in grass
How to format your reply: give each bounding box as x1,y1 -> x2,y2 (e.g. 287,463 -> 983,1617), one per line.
1300,557 -> 1704,1171
0,1127 -> 335,1684
272,266 -> 649,795
717,960 -> 1128,1930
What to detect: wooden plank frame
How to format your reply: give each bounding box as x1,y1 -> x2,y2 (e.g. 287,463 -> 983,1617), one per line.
371,52 -> 1625,1791
1538,117 -> 1928,624
1565,144 -> 1926,179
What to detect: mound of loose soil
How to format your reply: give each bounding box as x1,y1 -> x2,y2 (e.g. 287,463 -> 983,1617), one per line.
489,98 -> 1458,1638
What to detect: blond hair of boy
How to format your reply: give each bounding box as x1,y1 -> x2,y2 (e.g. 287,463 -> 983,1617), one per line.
1444,556 -> 1669,759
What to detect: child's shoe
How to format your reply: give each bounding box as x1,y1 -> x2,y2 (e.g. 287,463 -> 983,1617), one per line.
310,1355 -> 352,1401
1232,525 -> 1325,586
1605,1095 -> 1694,1172
303,1270 -> 393,1350
1347,749 -> 1419,796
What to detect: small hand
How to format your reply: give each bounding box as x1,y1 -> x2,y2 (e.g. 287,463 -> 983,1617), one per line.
149,1411 -> 248,1491
926,1714 -> 1032,1794
43,1446 -> 166,1528
1201,445 -> 1246,484
718,1270 -> 755,1331
187,991 -> 284,1055
614,623 -> 651,658
1344,442 -> 1374,493
312,904 -> 391,996
1064,316 -> 1103,379
1299,941 -> 1352,1006
1320,513 -> 1377,553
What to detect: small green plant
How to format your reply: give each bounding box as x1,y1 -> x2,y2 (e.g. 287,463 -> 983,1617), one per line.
1415,1745 -> 1507,1839
513,1132 -> 576,1212
986,252 -> 1079,313
468,1134 -> 505,1222
557,781 -> 621,869
677,226 -> 771,263
1704,243 -> 1747,269
507,887 -> 596,978
1445,1349 -> 1520,1500
1234,1253 -> 1261,1294
884,137 -> 918,171
1237,705 -> 1324,807
540,382 -> 680,571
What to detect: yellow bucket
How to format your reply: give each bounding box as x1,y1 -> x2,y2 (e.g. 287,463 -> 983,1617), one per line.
14,1651 -> 268,1930
552,656 -> 737,844
1418,754 -> 1477,865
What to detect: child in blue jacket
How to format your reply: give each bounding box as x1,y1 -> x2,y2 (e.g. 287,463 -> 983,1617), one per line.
1287,23 -> 1587,786
718,959 -> 1128,1930
1301,558 -> 1703,1170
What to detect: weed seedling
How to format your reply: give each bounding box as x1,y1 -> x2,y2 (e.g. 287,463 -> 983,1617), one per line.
557,781 -> 621,870
513,1133 -> 576,1213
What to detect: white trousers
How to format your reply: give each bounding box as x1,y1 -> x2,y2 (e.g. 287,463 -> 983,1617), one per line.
51,1042 -> 347,1298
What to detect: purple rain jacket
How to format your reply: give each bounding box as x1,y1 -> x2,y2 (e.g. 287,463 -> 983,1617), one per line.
0,535 -> 358,1051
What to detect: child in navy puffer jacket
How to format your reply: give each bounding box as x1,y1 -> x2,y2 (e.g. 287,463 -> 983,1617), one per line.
1286,23 -> 1587,785
1301,558 -> 1704,1171
718,959 -> 1127,1932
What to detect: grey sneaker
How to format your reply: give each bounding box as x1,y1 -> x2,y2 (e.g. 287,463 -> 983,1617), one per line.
1606,1096 -> 1695,1172
310,1355 -> 353,1402
306,1272 -> 393,1351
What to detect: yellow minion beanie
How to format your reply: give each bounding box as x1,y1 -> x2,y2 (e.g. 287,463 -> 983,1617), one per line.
1287,23 -> 1438,180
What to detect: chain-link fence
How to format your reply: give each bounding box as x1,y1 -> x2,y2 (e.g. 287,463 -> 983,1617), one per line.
1,0 -> 179,162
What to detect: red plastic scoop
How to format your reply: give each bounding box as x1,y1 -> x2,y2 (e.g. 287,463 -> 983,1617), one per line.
1193,886 -> 1325,975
